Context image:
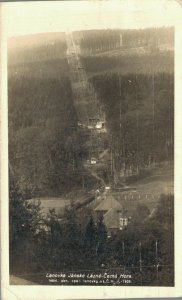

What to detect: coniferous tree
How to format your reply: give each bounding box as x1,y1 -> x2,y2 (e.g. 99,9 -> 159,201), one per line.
96,216 -> 107,256
83,216 -> 97,255
9,177 -> 42,273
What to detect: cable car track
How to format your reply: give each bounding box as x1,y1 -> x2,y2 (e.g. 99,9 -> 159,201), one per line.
66,31 -> 108,188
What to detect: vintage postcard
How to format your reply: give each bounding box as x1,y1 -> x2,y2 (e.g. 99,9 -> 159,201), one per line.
1,0 -> 182,299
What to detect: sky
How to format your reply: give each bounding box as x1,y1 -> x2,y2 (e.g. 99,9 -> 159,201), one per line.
2,0 -> 180,37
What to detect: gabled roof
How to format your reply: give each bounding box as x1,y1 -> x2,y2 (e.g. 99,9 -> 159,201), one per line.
94,194 -> 123,212
104,208 -> 119,229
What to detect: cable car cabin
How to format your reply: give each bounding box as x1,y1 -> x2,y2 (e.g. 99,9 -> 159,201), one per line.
95,121 -> 105,130
90,157 -> 97,165
96,122 -> 107,133
88,118 -> 106,132
105,186 -> 111,191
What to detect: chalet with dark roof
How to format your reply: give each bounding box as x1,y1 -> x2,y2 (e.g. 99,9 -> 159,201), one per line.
94,193 -> 129,235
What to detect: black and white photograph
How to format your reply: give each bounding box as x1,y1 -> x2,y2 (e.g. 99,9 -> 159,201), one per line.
1,0 -> 182,297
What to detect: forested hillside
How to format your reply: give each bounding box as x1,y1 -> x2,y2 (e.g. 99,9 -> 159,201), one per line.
8,34 -> 85,198
8,32 -> 67,65
90,73 -> 174,174
77,27 -> 174,178
8,28 -> 174,195
74,27 -> 174,54
81,53 -> 173,76
9,75 -> 85,197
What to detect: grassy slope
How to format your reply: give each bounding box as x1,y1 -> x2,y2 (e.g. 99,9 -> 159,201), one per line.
113,161 -> 173,213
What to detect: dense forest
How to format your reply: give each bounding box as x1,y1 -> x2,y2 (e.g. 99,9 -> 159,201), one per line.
75,27 -> 174,53
8,32 -> 88,198
8,75 -> 86,197
81,53 -> 174,75
8,32 -> 67,65
90,72 -> 174,175
8,32 -> 91,197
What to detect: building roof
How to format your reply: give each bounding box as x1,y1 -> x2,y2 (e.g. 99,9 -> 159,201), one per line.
103,208 -> 120,229
94,194 -> 123,212
27,197 -> 71,216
